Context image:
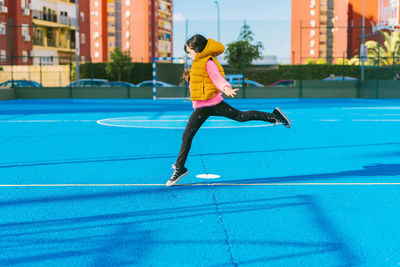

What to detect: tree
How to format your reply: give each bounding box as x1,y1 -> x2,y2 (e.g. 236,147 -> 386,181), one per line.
106,48 -> 133,81
348,31 -> 400,66
224,24 -> 264,70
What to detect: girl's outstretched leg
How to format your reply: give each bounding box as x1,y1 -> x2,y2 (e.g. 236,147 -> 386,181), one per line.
213,101 -> 277,123
166,109 -> 209,186
213,101 -> 291,128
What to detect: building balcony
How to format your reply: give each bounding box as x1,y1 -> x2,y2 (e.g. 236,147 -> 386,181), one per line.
32,10 -> 76,27
158,6 -> 171,15
158,20 -> 171,31
47,38 -> 56,47
33,38 -> 75,52
33,37 -> 44,46
158,40 -> 171,53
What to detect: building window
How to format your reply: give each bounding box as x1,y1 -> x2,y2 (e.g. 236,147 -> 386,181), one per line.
310,49 -> 315,56
94,32 -> 99,39
95,42 -> 99,48
310,40 -> 315,48
22,25 -> 30,41
81,33 -> 86,44
125,0 -> 130,6
0,50 -> 6,62
310,0 -> 316,8
126,41 -> 130,49
80,12 -> 85,22
94,21 -> 99,26
310,10 -> 315,16
125,10 -> 130,17
22,50 -> 28,62
310,20 -> 316,27
94,51 -> 99,58
310,30 -> 315,37
0,23 -> 6,35
125,31 -> 130,38
81,56 -> 85,63
94,1 -> 99,7
21,0 -> 28,8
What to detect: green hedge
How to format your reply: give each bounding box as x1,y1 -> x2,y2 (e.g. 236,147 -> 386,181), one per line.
77,62 -> 400,86
224,64 -> 400,85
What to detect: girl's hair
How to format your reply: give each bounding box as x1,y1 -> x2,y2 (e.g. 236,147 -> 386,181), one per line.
184,34 -> 208,53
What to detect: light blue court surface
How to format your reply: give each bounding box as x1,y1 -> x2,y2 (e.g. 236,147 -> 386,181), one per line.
0,98 -> 399,266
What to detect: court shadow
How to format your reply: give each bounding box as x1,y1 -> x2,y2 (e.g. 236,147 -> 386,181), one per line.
193,163 -> 400,185
0,195 -> 359,266
1,142 -> 398,169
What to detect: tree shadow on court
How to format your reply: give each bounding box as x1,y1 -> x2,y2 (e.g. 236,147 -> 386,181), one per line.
1,142 -> 398,169
194,163 -> 400,185
0,195 -> 360,266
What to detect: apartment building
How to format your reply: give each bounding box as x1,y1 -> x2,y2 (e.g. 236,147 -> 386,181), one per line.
291,0 -> 381,64
0,0 -> 173,65
0,0 -> 33,65
79,0 -> 90,63
90,0 -> 173,63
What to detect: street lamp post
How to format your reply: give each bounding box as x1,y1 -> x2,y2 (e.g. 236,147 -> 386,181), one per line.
361,0 -> 365,80
214,0 -> 220,41
75,0 -> 80,83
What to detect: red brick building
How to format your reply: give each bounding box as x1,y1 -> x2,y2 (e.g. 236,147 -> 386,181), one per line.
78,0 -> 90,63
0,0 -> 33,65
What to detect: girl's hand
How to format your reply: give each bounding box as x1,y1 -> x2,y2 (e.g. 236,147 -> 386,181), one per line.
223,86 -> 239,97
182,69 -> 190,82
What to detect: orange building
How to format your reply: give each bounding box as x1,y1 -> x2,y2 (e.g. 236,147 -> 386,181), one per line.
90,0 -> 173,63
291,0 -> 388,64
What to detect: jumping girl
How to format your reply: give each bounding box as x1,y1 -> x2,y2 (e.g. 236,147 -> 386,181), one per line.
166,34 -> 291,186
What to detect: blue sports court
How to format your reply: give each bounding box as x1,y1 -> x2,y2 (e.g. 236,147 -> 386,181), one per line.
0,98 -> 399,266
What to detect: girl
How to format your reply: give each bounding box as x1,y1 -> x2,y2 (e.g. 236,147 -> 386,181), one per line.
166,34 -> 291,186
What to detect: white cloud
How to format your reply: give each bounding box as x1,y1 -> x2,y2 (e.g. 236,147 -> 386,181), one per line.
173,12 -> 186,22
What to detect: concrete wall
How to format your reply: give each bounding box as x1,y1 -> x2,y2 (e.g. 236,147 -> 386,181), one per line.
0,88 -> 16,100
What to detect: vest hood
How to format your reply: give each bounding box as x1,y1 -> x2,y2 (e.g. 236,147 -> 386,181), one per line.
195,39 -> 225,60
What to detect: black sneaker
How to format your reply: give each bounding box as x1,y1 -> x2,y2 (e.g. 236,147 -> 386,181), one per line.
273,107 -> 291,128
166,165 -> 188,186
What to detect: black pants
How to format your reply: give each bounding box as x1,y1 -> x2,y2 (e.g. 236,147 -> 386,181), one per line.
175,101 -> 277,168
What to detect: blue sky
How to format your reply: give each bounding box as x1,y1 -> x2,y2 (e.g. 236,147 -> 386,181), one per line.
172,0 -> 292,63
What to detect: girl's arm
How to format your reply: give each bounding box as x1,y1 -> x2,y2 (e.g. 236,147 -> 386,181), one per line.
206,60 -> 239,97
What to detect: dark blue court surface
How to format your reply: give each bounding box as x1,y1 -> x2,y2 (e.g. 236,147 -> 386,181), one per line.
0,98 -> 399,266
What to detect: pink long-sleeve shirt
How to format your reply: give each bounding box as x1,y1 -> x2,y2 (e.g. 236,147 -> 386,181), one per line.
192,60 -> 231,109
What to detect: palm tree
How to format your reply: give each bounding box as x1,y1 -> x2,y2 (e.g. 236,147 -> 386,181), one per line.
348,31 -> 400,66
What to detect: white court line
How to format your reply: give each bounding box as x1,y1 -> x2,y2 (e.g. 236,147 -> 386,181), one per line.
0,120 -> 97,123
0,183 -> 400,187
342,107 -> 400,110
353,119 -> 400,122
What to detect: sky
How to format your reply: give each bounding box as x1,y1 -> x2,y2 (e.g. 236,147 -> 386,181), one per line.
172,0 -> 292,63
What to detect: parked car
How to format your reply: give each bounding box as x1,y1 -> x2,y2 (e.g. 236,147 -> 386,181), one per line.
136,80 -> 176,87
225,74 -> 244,84
104,81 -> 136,87
66,79 -> 109,87
231,80 -> 264,87
0,80 -> 42,88
225,74 -> 264,87
322,76 -> 358,81
269,80 -> 294,87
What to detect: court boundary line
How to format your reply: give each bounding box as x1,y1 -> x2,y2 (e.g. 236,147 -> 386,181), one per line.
1,182 -> 400,187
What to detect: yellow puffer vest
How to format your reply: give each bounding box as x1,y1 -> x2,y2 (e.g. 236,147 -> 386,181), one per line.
189,39 -> 226,101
